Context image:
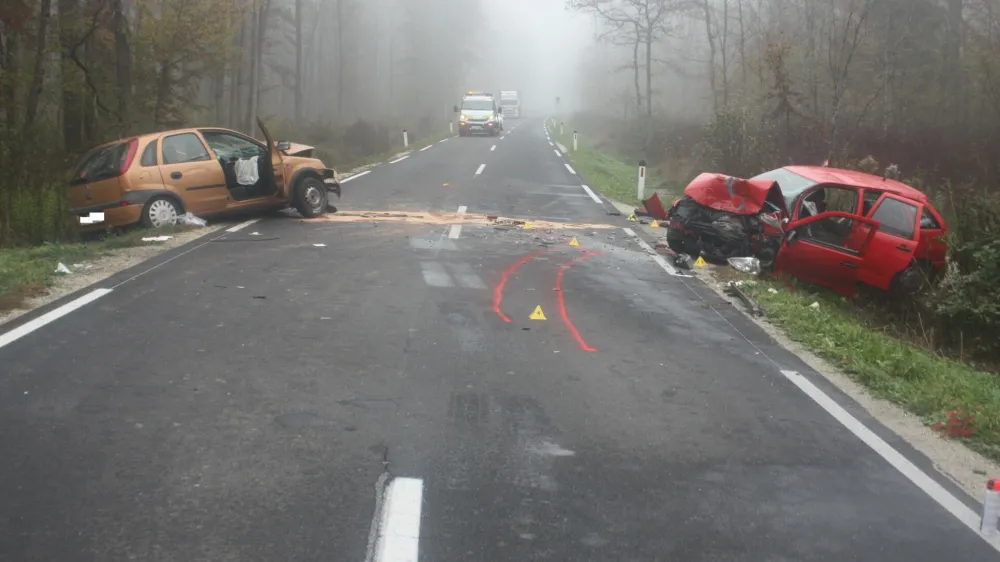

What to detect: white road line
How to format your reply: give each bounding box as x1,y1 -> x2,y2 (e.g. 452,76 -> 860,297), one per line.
475,164 -> 486,175
490,145 -> 497,151
420,262 -> 453,287
419,145 -> 432,152
623,227 -> 690,277
341,170 -> 371,183
226,218 -> 260,233
373,477 -> 424,562
0,288 -> 112,350
553,149 -> 561,157
448,205 -> 467,239
781,369 -> 1000,553
448,263 -> 486,289
548,141 -> 554,147
439,138 -> 449,143
564,163 -> 577,175
388,155 -> 410,164
580,184 -> 602,203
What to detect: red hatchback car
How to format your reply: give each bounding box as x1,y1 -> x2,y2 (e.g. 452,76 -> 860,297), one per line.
751,166 -> 947,295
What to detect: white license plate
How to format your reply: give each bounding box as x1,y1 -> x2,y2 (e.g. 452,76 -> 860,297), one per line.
79,212 -> 105,225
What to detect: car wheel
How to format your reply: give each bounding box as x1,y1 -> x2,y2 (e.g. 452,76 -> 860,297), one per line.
294,177 -> 328,218
141,196 -> 181,229
666,231 -> 697,256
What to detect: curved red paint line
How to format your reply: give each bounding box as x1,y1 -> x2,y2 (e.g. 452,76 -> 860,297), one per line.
493,248 -> 549,323
556,250 -> 600,352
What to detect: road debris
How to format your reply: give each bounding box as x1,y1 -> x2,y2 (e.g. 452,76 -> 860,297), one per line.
176,212 -> 207,227
809,301 -> 820,309
55,262 -> 72,275
728,257 -> 762,276
142,236 -> 173,242
726,280 -> 765,317
303,210 -> 615,231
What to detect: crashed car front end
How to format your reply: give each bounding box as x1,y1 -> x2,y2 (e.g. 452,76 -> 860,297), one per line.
667,173 -> 786,267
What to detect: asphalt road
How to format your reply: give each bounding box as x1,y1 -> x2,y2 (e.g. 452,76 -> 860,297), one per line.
1,119 -> 998,562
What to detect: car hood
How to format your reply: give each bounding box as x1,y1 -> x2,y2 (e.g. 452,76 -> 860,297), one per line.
276,142 -> 315,157
461,110 -> 494,120
683,172 -> 786,215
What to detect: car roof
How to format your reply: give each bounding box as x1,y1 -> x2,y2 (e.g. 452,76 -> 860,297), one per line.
87,127 -> 251,150
784,165 -> 928,203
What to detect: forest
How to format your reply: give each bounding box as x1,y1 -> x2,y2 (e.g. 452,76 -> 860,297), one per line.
0,0 -> 483,246
567,0 -> 1000,364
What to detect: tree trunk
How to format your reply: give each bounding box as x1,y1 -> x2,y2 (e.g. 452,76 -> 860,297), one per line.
702,0 -> 718,114
58,0 -> 83,152
112,0 -> 132,132
645,29 -> 653,118
22,0 -> 52,138
229,15 -> 247,129
632,23 -> 642,111
720,0 -> 729,107
294,0 -> 303,124
336,0 -> 344,118
245,4 -> 260,135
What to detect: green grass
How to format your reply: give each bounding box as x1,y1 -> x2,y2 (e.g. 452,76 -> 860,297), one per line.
546,117 -> 681,207
726,270 -> 1000,461
0,226 -> 185,313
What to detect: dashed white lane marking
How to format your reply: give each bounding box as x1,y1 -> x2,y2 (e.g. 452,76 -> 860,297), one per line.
226,218 -> 260,233
448,263 -> 486,289
341,170 -> 371,183
548,141 -> 554,147
581,184 -> 602,203
439,138 -> 450,143
373,477 -> 424,562
388,155 -> 410,164
623,228 -> 690,277
490,145 -> 497,151
781,369 -> 1000,553
419,145 -> 432,152
553,149 -> 561,157
564,163 -> 577,175
475,164 -> 486,175
0,288 -> 112,350
448,205 -> 467,239
421,262 -> 453,287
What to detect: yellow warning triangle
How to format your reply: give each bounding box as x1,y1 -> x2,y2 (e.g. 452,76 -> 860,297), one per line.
694,256 -> 708,267
569,237 -> 579,246
529,305 -> 547,320
650,220 -> 660,228
523,221 -> 534,230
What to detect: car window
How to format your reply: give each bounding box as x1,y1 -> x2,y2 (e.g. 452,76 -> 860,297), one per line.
871,197 -> 918,239
461,99 -> 493,111
201,131 -> 265,161
862,190 -> 881,216
71,142 -> 130,185
140,139 -> 158,167
162,133 -> 210,165
750,168 -> 817,211
920,207 -> 941,229
797,186 -> 859,250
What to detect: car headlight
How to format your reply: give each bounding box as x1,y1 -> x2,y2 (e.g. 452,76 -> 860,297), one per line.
459,114 -> 468,122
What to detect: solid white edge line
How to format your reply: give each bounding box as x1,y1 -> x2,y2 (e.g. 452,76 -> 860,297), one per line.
780,369 -> 1000,552
475,163 -> 486,175
374,477 -> 424,562
490,145 -> 497,151
564,163 -> 577,175
226,218 -> 260,233
581,184 -> 602,204
388,155 -> 410,164
449,205 -> 467,239
419,145 -> 432,152
439,138 -> 449,143
623,228 -> 690,277
548,141 -> 553,146
553,149 -> 561,157
0,288 -> 112,350
340,169 -> 371,183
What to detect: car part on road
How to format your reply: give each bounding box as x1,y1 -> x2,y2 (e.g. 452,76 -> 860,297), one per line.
294,177 -> 328,218
176,212 -> 207,227
726,280 -> 765,317
674,253 -> 693,269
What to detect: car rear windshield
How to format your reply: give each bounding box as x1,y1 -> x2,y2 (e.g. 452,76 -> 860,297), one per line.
751,168 -> 818,211
71,142 -> 130,185
462,99 -> 494,111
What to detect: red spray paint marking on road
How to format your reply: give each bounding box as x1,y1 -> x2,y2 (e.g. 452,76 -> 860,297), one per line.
493,248 -> 549,323
555,250 -> 600,352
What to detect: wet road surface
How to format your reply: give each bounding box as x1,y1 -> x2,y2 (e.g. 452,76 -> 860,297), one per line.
1,120 -> 998,561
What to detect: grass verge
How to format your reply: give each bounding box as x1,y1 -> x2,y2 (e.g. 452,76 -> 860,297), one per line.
0,226 -> 186,314
722,269 -> 1000,461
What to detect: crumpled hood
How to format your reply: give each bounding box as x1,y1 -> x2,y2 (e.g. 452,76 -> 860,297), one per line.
279,142 -> 315,156
682,172 -> 785,215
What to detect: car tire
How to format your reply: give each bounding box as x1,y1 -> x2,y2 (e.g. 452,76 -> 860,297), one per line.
293,176 -> 328,218
140,196 -> 182,229
666,231 -> 697,256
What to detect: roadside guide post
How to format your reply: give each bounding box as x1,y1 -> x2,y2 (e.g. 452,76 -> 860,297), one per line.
560,122 -> 564,136
637,159 -> 647,201
982,478 -> 1000,535
573,131 -> 578,152
403,129 -> 409,148
449,121 -> 453,135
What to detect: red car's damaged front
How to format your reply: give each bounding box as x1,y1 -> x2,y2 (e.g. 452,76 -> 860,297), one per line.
666,166 -> 948,296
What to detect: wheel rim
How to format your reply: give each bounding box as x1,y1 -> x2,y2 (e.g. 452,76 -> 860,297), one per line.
148,199 -> 178,228
304,184 -> 323,213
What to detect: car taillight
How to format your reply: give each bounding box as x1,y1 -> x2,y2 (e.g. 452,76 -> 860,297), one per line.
119,138 -> 138,175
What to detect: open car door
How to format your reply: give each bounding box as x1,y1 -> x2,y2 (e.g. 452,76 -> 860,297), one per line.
775,211 -> 881,297
256,118 -> 287,198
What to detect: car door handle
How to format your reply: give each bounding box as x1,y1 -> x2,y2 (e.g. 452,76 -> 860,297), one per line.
170,172 -> 182,180
896,244 -> 912,252
839,261 -> 858,269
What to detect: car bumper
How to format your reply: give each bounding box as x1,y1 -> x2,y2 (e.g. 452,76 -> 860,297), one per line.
71,204 -> 142,231
320,168 -> 342,198
459,122 -> 497,134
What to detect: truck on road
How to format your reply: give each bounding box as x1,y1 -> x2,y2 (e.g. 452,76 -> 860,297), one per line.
500,91 -> 521,119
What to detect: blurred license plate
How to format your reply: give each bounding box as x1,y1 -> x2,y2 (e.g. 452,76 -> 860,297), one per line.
79,212 -> 105,225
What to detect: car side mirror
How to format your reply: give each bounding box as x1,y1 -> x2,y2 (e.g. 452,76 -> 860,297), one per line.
276,141 -> 291,151
453,105 -> 460,113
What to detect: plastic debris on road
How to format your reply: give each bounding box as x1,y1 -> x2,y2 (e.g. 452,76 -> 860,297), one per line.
809,301 -> 820,309
728,256 -> 762,276
674,253 -> 693,270
142,236 -> 173,242
176,212 -> 207,227
55,262 -> 72,274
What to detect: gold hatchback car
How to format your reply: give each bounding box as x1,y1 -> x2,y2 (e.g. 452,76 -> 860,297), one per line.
69,119 -> 341,230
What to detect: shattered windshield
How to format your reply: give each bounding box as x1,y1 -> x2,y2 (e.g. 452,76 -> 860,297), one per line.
751,168 -> 818,211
